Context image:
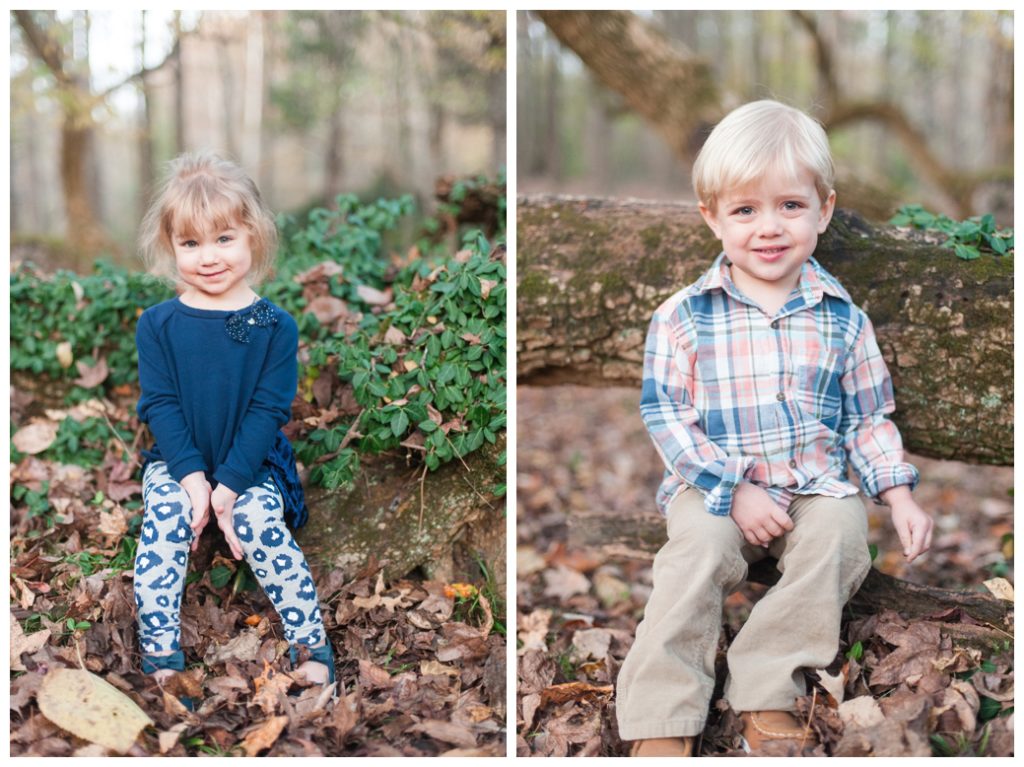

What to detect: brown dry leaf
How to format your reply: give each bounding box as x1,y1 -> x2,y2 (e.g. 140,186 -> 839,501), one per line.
570,628 -> 612,662
932,679 -> 980,733
328,692 -> 360,741
158,722 -> 189,755
461,332 -> 482,345
517,609 -> 551,655
420,660 -> 459,678
252,668 -> 293,714
241,715 -> 289,756
294,261 -> 344,284
409,719 -> 477,749
12,420 -> 60,455
838,695 -> 885,729
97,507 -> 129,539
11,616 -> 51,671
868,619 -> 948,688
591,569 -> 631,608
73,357 -> 109,389
384,325 -> 406,345
36,667 -> 153,754
356,285 -> 392,305
305,295 -> 349,325
983,577 -> 1014,601
204,629 -> 263,665
359,660 -> 394,690
436,623 -> 490,664
543,565 -> 591,601
540,681 -> 614,708
479,278 -> 497,299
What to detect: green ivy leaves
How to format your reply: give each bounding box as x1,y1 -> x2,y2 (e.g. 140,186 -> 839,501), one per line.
890,205 -> 1013,260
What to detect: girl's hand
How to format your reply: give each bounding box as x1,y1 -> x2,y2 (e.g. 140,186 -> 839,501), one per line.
180,471 -> 212,551
729,482 -> 794,547
881,486 -> 933,563
211,484 -> 244,560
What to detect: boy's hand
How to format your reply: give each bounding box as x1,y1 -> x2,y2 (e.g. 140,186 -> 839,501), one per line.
180,471 -> 212,551
211,484 -> 244,560
881,486 -> 933,563
730,482 -> 794,547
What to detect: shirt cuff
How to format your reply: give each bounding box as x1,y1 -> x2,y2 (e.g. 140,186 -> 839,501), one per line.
167,455 -> 208,484
693,455 -> 755,516
860,463 -> 920,504
213,466 -> 252,496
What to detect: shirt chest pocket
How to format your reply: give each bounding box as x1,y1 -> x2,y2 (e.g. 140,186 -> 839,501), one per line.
793,349 -> 844,423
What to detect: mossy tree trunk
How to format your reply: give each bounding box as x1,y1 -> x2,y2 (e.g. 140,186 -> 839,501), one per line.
517,195 -> 1013,466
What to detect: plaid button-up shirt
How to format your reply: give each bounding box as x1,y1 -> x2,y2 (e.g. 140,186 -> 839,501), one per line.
642,253 -> 919,517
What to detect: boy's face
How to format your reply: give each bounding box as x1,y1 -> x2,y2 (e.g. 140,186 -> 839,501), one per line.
699,169 -> 836,304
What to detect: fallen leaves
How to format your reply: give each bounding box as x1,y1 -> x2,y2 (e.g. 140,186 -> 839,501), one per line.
36,667 -> 153,754
12,421 -> 59,455
517,386 -> 1015,757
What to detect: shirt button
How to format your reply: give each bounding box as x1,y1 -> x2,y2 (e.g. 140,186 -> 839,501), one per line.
771,320 -> 780,329
776,392 -> 786,401
789,459 -> 798,468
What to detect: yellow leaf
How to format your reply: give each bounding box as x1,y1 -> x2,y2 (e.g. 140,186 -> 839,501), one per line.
983,578 -> 1014,601
403,360 -> 419,372
56,341 -> 73,369
37,667 -> 153,754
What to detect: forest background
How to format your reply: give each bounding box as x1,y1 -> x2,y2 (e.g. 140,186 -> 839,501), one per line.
516,9 -> 1014,758
10,9 -> 508,757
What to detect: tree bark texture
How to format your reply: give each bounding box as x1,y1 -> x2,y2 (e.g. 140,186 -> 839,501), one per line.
535,10 -> 720,163
517,195 -> 1012,466
300,435 -> 506,589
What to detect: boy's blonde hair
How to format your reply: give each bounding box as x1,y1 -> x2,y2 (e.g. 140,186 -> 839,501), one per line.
692,100 -> 835,212
139,152 -> 278,285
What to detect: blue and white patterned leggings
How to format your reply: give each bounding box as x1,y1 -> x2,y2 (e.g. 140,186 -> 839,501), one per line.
133,461 -> 325,654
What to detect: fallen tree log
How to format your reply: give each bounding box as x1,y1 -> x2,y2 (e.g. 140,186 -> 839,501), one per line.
520,193 -> 1012,645
517,195 -> 1013,465
568,508 -> 1012,648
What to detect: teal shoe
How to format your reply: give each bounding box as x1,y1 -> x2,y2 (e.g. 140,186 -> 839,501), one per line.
141,650 -> 195,711
289,642 -> 336,686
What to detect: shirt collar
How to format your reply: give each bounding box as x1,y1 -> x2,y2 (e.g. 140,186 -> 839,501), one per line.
697,253 -> 852,306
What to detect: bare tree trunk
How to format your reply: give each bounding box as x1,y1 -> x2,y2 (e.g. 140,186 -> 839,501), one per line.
173,12 -> 185,153
543,45 -> 562,182
138,11 -> 154,223
517,195 -> 1012,465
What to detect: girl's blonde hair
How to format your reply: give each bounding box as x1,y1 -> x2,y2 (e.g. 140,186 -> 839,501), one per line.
692,100 -> 835,212
139,152 -> 278,285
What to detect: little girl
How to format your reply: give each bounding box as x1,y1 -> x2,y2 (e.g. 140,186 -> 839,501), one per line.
133,152 -> 334,703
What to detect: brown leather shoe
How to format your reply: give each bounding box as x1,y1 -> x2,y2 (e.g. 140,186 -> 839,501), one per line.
629,737 -> 695,757
739,710 -> 816,753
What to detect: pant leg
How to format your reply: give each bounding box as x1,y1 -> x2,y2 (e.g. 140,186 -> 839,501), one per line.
232,478 -> 326,648
133,461 -> 195,654
724,493 -> 871,712
616,488 -> 751,740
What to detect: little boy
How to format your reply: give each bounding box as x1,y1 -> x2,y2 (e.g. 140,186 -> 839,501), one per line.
616,100 -> 934,757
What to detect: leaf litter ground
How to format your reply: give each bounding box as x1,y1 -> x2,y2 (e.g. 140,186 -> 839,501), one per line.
10,393 -> 505,757
517,386 -> 1013,757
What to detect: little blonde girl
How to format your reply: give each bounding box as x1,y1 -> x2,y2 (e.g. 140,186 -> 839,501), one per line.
133,152 -> 333,704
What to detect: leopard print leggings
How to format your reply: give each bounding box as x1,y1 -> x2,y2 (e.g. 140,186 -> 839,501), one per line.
133,461 -> 325,654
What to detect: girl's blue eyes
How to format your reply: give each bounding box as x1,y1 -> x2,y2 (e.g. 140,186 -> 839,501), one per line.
179,236 -> 232,247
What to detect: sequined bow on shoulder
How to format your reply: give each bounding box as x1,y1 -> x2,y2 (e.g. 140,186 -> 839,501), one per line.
225,298 -> 278,343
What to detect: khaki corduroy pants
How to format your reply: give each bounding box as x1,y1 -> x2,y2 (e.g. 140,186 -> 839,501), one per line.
616,487 -> 871,741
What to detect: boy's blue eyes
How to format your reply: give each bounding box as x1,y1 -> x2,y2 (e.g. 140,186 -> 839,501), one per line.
730,201 -> 804,216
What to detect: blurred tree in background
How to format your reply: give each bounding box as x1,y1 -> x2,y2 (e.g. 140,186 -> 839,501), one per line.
518,10 -> 1012,224
10,9 -> 506,272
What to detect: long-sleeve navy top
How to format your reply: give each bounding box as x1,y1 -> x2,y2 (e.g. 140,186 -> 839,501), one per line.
136,296 -> 298,494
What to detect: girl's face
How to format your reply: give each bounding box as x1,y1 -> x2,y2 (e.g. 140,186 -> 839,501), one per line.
172,218 -> 254,307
